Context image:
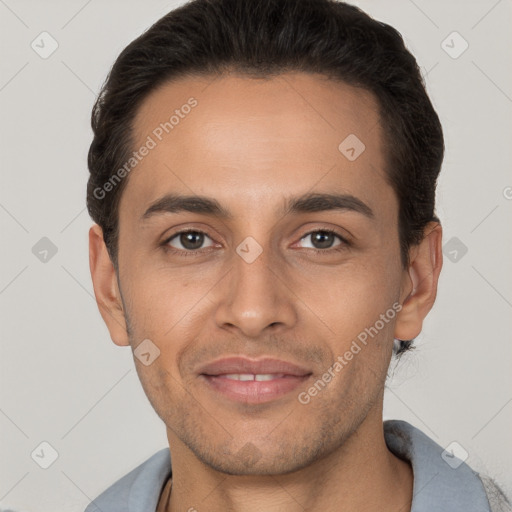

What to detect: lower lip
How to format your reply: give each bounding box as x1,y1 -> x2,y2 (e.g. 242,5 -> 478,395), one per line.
201,374 -> 311,404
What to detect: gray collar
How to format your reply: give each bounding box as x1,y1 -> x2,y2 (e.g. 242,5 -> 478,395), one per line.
384,420 -> 489,511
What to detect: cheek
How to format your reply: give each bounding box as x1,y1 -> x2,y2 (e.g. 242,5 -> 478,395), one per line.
298,256 -> 401,337
120,264 -> 216,353
122,257 -> 180,316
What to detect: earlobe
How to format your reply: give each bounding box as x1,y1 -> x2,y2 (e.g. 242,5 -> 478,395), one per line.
394,222 -> 443,341
88,224 -> 130,347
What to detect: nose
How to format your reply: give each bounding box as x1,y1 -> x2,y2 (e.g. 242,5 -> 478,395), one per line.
212,241 -> 297,339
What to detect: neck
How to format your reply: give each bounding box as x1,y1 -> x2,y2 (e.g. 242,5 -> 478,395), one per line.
163,407 -> 413,512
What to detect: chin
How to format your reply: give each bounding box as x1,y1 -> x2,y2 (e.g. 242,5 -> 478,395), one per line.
185,432 -> 338,477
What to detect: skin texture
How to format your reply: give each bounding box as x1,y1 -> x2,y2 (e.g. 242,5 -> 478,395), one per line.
89,72 -> 443,512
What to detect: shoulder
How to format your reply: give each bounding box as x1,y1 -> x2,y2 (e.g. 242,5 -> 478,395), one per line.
384,420 -> 511,512
84,448 -> 172,512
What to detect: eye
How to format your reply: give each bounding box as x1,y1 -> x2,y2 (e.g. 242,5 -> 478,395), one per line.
297,229 -> 347,251
164,229 -> 215,253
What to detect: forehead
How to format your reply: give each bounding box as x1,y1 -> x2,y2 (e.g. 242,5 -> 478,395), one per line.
121,72 -> 394,222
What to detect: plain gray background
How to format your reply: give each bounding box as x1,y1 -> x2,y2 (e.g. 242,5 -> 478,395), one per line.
1,0 -> 511,510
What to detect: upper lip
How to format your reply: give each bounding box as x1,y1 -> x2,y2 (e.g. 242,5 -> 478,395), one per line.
198,357 -> 312,377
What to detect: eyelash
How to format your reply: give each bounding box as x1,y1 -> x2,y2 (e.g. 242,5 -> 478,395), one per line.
161,228 -> 350,257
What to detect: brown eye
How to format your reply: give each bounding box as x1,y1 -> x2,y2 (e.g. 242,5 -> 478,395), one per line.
166,230 -> 214,252
298,230 -> 344,250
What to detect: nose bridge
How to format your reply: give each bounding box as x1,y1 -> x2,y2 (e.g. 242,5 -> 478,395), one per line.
235,235 -> 277,296
213,234 -> 297,336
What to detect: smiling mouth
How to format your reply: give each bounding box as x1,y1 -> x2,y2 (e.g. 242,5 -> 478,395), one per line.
220,373 -> 287,381
197,356 -> 313,404
200,372 -> 312,404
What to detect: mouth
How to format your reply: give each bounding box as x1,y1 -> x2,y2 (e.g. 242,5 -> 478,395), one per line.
198,357 -> 313,404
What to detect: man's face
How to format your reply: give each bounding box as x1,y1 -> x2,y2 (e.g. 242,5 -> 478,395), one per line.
114,72 -> 409,475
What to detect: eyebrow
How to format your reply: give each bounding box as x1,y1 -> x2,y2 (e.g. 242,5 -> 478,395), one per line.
141,191 -> 374,222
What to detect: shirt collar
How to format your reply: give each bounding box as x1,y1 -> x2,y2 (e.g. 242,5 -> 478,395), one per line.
384,419 -> 489,512
127,448 -> 171,511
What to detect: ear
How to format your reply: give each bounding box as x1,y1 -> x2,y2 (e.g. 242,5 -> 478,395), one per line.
89,224 -> 130,346
394,222 -> 443,341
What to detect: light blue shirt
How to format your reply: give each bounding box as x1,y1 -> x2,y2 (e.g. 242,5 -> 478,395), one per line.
84,420 -> 503,511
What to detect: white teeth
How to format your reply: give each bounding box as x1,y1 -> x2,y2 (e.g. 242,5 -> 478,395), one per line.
223,374 -> 240,380
224,374 -> 254,381
223,374 -> 284,381
255,374 -> 279,381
